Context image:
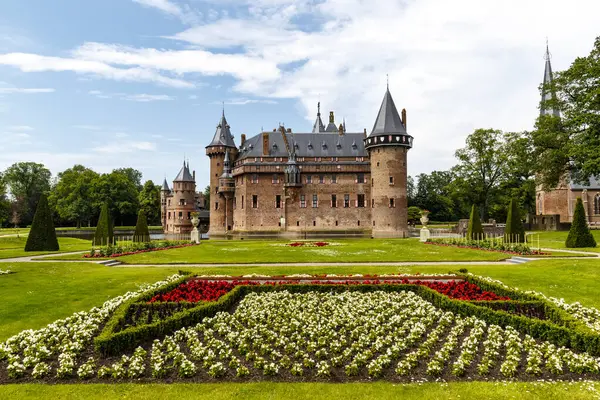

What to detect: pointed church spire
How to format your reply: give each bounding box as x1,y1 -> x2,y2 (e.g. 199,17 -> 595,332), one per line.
541,40 -> 561,118
311,102 -> 326,133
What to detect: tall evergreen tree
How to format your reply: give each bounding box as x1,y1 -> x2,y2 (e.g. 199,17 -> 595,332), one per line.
566,198 -> 597,248
93,203 -> 114,246
133,210 -> 150,243
24,193 -> 59,251
467,204 -> 484,240
504,198 -> 525,243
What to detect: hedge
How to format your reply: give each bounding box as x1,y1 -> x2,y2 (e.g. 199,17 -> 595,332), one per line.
93,203 -> 114,246
95,277 -> 600,357
566,197 -> 597,248
504,198 -> 525,243
24,193 -> 59,252
466,204 -> 484,240
133,210 -> 150,243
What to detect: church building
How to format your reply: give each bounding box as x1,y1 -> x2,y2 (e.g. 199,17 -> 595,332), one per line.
205,86 -> 414,237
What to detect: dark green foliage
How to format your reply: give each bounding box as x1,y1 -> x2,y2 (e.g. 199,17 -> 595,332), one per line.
566,198 -> 597,248
93,203 -> 114,246
96,275 -> 600,357
467,205 -> 484,240
24,193 -> 59,252
504,198 -> 525,243
133,210 -> 150,243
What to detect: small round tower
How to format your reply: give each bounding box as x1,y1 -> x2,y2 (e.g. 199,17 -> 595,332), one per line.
160,178 -> 170,233
364,86 -> 413,237
206,110 -> 238,237
170,161 -> 197,235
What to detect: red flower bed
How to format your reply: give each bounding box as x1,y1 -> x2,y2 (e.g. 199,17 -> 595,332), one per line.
287,242 -> 330,247
149,278 -> 509,303
83,243 -> 196,258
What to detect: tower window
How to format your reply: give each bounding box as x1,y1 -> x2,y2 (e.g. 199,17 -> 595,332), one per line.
178,211 -> 183,220
357,220 -> 360,226
187,212 -> 191,220
251,174 -> 258,183
372,199 -> 374,208
179,199 -> 186,206
297,221 -> 300,226
215,186 -> 219,194
168,212 -> 171,219
377,161 -> 380,167
215,202 -> 219,210
344,194 -> 350,208
252,195 -> 258,208
331,194 -> 337,208
389,176 -> 394,185
389,198 -> 395,208
272,174 -> 279,184
300,195 -> 306,208
335,221 -> 338,226
276,195 -> 281,209
356,173 -> 365,183
168,199 -> 171,206
319,175 -> 324,184
313,221 -> 316,226
331,175 -> 337,184
357,194 -> 365,208
242,195 -> 244,209
312,194 -> 318,208
306,175 -> 312,184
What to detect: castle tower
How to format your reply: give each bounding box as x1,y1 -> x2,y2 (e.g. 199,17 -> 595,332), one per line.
364,86 -> 413,237
170,161 -> 197,235
160,178 -> 170,233
206,110 -> 238,236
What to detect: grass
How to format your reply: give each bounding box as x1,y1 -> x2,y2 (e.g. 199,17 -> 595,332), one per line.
0,237 -> 91,259
0,382 -> 597,400
111,239 -> 509,264
527,230 -> 600,252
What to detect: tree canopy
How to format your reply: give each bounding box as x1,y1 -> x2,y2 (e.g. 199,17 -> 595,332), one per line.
3,162 -> 51,226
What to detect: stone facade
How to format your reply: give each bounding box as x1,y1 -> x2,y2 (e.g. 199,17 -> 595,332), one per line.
205,87 -> 413,237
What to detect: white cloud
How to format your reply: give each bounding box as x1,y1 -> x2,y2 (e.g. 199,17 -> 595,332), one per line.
124,93 -> 175,102
132,0 -> 200,25
220,98 -> 277,105
7,125 -> 34,131
0,87 -> 54,94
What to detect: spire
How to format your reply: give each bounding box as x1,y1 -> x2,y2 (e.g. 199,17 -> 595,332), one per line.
220,150 -> 232,178
161,178 -> 170,191
311,102 -> 326,133
174,160 -> 194,182
541,40 -> 560,118
368,86 -> 407,136
207,110 -> 237,148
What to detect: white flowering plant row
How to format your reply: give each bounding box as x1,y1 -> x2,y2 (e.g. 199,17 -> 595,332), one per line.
3,288 -> 600,382
0,268 -> 14,275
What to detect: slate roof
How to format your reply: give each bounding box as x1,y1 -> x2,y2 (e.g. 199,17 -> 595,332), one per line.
368,87 -> 407,136
174,161 -> 194,182
161,178 -> 170,191
311,102 -> 325,133
570,176 -> 600,189
540,44 -> 561,118
237,131 -> 367,160
207,111 -> 237,148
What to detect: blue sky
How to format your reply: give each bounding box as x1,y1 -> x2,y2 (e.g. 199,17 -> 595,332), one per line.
1,0 -> 599,190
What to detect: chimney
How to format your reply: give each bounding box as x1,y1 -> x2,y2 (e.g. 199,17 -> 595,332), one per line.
286,128 -> 292,133
241,134 -> 246,145
262,132 -> 269,156
401,108 -> 407,130
193,170 -> 196,181
329,111 -> 335,124
363,128 -> 367,137
338,123 -> 344,136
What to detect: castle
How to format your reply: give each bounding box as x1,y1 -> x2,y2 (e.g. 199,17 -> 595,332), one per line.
203,86 -> 413,238
534,44 -> 600,229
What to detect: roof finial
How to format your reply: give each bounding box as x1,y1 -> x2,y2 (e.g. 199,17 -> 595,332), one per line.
386,74 -> 389,90
544,37 -> 551,61
317,101 -> 321,116
222,101 -> 225,116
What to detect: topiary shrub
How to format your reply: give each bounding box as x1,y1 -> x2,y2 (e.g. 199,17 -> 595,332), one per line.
94,203 -> 114,246
133,210 -> 150,243
566,197 -> 597,248
467,204 -> 484,240
504,198 -> 525,243
24,193 -> 59,252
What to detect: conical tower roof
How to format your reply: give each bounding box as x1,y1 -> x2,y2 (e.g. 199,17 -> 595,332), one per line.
161,178 -> 170,191
174,161 -> 194,182
207,110 -> 237,148
541,42 -> 561,118
311,102 -> 325,133
369,86 -> 407,136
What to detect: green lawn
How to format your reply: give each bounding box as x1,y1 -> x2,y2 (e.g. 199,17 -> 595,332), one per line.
111,239 -> 509,264
0,237 -> 91,259
0,381 -> 597,400
528,230 -> 600,252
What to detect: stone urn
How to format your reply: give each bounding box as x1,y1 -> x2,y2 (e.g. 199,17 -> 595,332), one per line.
419,210 -> 430,242
190,212 -> 201,244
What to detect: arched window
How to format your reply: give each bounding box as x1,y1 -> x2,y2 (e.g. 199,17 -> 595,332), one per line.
594,194 -> 600,215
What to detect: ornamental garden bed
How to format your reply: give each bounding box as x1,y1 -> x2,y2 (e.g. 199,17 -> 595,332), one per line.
2,273 -> 600,384
83,241 -> 196,258
425,239 -> 549,256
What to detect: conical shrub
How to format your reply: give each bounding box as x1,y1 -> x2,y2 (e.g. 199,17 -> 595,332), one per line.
133,210 -> 150,243
93,203 -> 114,246
566,198 -> 596,248
467,204 -> 484,240
24,193 -> 59,251
504,198 -> 525,243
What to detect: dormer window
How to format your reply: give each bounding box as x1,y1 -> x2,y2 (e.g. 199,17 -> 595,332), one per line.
272,143 -> 278,150
352,140 -> 357,149
322,141 -> 327,149
307,141 -> 313,150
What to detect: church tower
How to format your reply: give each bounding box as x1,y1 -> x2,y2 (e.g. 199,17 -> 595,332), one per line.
206,110 -> 238,236
364,85 -> 413,237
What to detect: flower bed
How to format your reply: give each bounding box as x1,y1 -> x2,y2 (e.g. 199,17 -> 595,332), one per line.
84,241 -> 195,258
147,278 -> 509,304
288,241 -> 329,247
426,238 -> 548,256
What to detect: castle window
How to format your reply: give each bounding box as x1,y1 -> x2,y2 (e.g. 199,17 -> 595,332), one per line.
595,194 -> 600,214
356,173 -> 365,184
272,174 -> 279,184
313,221 -> 316,226
252,195 -> 258,208
344,194 -> 350,208
331,175 -> 337,184
377,161 -> 380,167
300,195 -> 306,208
372,199 -> 374,208
168,212 -> 171,219
357,220 -> 360,226
187,212 -> 191,220
179,199 -> 186,206
312,194 -> 318,208
297,221 -> 300,226
306,175 -> 312,184
215,186 -> 218,194
319,175 -> 324,184
331,194 -> 337,208
335,221 -> 338,226
356,157 -> 364,162
178,211 -> 183,220
251,174 -> 258,183
168,199 -> 171,206
242,195 -> 244,209
389,198 -> 395,208
357,194 -> 365,208
389,176 -> 394,185
215,202 -> 219,210
276,195 -> 281,209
